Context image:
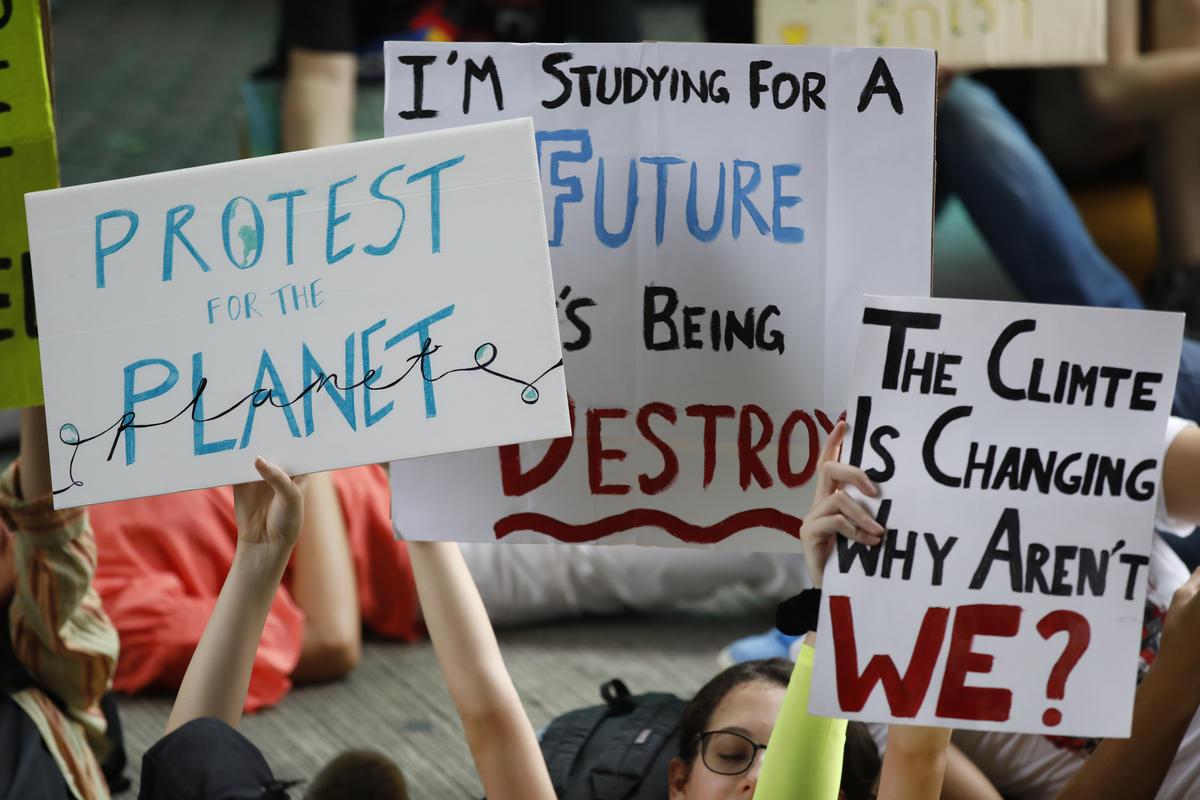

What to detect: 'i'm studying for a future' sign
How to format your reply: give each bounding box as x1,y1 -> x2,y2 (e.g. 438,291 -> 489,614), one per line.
384,42 -> 935,551
809,296 -> 1183,737
24,118 -> 570,507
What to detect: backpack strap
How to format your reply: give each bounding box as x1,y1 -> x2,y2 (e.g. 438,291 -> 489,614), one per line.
601,679 -> 635,714
587,692 -> 685,800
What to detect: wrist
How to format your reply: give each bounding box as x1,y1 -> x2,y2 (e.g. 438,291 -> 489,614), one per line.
1145,643 -> 1200,709
231,539 -> 292,580
886,724 -> 953,757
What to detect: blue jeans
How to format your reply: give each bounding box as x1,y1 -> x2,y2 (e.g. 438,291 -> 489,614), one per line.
936,77 -> 1200,423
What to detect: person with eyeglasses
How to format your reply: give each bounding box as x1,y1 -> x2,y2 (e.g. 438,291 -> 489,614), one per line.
667,656 -> 882,800
664,423 -> 968,800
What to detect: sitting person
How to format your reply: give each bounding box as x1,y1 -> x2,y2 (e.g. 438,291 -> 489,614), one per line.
1,406 -> 122,800
90,465 -> 805,713
1078,0 -> 1200,328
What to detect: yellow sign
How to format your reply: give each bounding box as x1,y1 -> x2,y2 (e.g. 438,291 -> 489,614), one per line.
757,0 -> 1107,68
0,0 -> 58,408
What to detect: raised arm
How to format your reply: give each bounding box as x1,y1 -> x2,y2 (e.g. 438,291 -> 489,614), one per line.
17,406 -> 52,501
164,457 -> 306,734
798,422 -> 987,800
1053,566 -> 1200,800
876,725 -> 954,800
281,47 -> 356,151
2,406 -> 117,714
405,540 -> 555,800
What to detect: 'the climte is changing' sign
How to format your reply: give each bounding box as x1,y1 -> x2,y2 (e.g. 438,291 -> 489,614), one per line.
810,295 -> 1182,736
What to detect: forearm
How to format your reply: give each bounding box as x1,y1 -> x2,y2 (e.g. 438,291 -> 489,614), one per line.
1053,658 -> 1197,800
878,725 -> 952,800
281,47 -> 356,151
407,540 -> 555,799
17,406 -> 51,501
407,541 -> 521,714
288,471 -> 360,682
941,742 -> 1004,800
1085,0 -> 1200,124
165,543 -> 289,734
1084,54 -> 1200,124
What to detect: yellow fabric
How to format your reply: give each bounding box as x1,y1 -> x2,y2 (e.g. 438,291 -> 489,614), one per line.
0,0 -> 59,408
755,642 -> 847,800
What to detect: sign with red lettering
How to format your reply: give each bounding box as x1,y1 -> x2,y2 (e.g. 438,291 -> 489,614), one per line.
810,296 -> 1183,735
385,43 -> 935,550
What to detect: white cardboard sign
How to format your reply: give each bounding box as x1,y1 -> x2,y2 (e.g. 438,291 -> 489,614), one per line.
25,118 -> 569,507
757,0 -> 1107,68
384,43 -> 934,551
810,295 -> 1182,736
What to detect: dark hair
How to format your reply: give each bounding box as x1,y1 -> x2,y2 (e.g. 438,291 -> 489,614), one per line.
676,658 -> 881,800
676,658 -> 793,764
842,721 -> 882,800
305,749 -> 408,800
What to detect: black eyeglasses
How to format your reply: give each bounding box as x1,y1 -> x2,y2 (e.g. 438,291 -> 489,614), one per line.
697,730 -> 768,776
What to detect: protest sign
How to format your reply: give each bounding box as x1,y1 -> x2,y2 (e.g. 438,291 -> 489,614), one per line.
809,296 -> 1183,736
757,0 -> 1107,68
0,0 -> 58,409
385,43 -> 934,550
25,118 -> 569,507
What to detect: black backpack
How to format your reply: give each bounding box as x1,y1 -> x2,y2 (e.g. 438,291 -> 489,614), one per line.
539,679 -> 687,800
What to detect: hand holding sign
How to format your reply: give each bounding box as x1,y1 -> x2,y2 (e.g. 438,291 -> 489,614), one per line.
803,420 -> 883,588
232,456 -> 308,553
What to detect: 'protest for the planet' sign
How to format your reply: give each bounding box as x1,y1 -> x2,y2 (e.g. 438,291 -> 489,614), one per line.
810,295 -> 1183,736
385,42 -> 935,551
757,0 -> 1107,68
24,118 -> 569,507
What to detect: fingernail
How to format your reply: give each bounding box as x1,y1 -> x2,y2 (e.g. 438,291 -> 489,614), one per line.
866,480 -> 880,496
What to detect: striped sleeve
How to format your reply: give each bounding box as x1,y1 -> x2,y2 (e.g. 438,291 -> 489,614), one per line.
0,461 -> 118,716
